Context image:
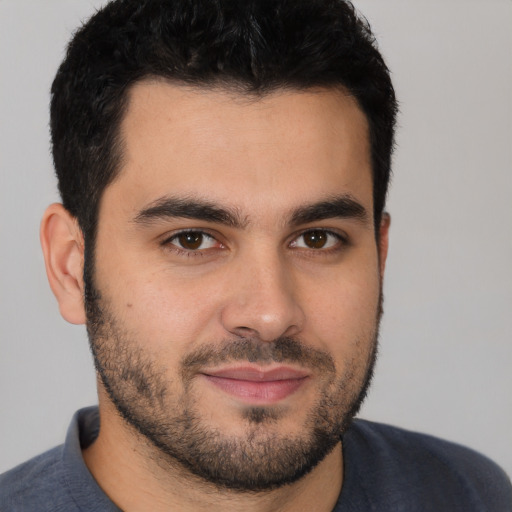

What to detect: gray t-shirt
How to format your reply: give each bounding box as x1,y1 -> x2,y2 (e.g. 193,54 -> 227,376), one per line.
1,407 -> 511,511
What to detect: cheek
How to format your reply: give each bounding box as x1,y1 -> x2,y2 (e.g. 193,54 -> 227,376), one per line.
104,268 -> 225,350
300,265 -> 381,351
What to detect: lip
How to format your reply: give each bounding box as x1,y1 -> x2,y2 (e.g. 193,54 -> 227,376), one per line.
201,365 -> 310,404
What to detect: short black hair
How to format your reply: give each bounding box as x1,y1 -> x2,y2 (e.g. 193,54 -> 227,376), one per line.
51,0 -> 397,245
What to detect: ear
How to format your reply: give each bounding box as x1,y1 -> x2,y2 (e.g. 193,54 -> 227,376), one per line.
40,203 -> 86,324
377,212 -> 391,278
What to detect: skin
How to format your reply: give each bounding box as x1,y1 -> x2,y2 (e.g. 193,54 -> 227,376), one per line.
41,82 -> 390,512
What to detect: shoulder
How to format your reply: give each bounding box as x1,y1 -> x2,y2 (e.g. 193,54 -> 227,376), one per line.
0,408 -> 119,512
0,445 -> 74,511
340,419 -> 512,511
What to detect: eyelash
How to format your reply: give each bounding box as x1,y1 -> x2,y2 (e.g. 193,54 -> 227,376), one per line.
160,230 -> 221,257
160,228 -> 348,257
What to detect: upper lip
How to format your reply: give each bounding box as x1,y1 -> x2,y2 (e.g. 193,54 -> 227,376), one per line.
202,365 -> 310,382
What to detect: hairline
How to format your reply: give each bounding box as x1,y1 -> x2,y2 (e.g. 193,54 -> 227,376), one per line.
90,75 -> 376,229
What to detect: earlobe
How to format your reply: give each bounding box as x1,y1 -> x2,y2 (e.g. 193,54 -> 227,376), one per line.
40,203 -> 86,325
378,212 -> 391,278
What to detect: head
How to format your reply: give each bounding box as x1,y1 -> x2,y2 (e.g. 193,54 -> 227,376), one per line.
51,0 -> 396,248
43,0 -> 396,494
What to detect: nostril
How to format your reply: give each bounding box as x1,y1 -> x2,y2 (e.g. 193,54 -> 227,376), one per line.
219,271 -> 306,342
232,326 -> 259,337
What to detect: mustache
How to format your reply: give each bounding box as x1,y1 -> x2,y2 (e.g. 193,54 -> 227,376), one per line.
180,337 -> 336,378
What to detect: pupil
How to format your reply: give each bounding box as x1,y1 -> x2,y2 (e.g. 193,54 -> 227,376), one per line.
179,232 -> 202,250
305,231 -> 326,249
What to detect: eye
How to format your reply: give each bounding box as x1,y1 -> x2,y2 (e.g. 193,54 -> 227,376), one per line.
165,231 -> 220,252
290,229 -> 343,250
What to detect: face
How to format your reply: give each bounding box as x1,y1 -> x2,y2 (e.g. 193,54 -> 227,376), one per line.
86,82 -> 387,491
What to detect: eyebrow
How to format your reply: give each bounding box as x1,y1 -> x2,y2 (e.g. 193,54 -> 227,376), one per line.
290,195 -> 369,226
133,196 -> 247,228
133,194 -> 369,229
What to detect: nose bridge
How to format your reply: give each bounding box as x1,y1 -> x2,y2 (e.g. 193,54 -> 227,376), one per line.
220,244 -> 305,341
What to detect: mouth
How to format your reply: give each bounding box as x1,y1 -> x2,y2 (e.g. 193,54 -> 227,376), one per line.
200,366 -> 310,404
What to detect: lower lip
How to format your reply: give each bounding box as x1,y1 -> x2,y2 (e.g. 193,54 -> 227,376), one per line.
203,375 -> 308,404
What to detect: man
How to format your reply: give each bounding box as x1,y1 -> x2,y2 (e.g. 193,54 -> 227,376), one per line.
1,0 -> 510,510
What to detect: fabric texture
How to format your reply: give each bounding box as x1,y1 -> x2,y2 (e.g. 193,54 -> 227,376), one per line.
1,407 -> 510,511
0,408 -> 120,512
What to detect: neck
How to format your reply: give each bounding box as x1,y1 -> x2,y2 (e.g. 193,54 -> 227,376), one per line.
83,395 -> 344,512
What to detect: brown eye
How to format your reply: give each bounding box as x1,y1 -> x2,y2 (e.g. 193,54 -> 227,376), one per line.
303,230 -> 328,249
163,231 -> 221,255
177,232 -> 204,250
290,230 -> 343,251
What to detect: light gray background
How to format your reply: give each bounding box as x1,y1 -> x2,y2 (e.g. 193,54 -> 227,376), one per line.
1,0 -> 511,478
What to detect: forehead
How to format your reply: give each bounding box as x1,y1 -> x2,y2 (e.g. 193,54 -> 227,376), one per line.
102,81 -> 373,222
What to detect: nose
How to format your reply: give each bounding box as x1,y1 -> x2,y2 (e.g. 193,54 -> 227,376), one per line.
220,251 -> 305,342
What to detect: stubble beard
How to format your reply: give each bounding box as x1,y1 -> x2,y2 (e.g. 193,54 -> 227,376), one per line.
84,273 -> 381,492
